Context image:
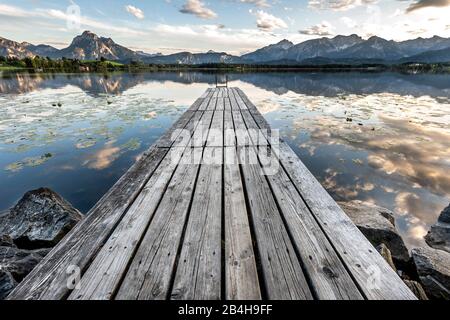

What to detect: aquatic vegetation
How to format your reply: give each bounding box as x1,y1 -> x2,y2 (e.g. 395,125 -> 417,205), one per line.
5,153 -> 53,172
121,138 -> 141,151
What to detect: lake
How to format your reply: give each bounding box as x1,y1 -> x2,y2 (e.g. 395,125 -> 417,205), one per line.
0,71 -> 449,249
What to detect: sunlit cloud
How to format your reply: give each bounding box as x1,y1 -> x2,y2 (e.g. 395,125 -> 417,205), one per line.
251,9 -> 288,31
179,0 -> 218,19
308,0 -> 378,11
299,21 -> 335,36
125,5 -> 145,20
405,0 -> 450,13
237,0 -> 270,7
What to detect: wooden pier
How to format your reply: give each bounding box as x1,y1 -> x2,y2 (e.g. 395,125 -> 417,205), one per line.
7,88 -> 416,300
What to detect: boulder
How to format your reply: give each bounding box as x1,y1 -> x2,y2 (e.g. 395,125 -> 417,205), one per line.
412,246 -> 450,300
376,243 -> 396,272
0,188 -> 82,249
0,271 -> 17,300
339,201 -> 410,262
425,203 -> 450,253
403,280 -> 428,300
0,235 -> 15,247
0,246 -> 50,282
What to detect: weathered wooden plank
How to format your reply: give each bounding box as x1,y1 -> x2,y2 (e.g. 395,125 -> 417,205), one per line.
232,110 -> 252,147
207,97 -> 217,111
231,88 -> 247,110
115,147 -> 203,300
7,146 -> 168,300
171,147 -> 223,300
206,109 -> 224,148
216,97 -> 225,111
252,147 -> 363,300
235,105 -> 363,299
68,147 -> 185,300
235,88 -> 417,300
200,88 -> 212,99
198,90 -> 214,111
157,111 -> 201,148
224,147 -> 261,300
67,111 -> 210,300
192,111 -> 214,148
229,89 -> 239,110
276,143 -> 417,300
224,110 -> 235,147
223,87 -> 230,98
237,146 -> 313,300
240,109 -> 268,146
224,96 -> 232,111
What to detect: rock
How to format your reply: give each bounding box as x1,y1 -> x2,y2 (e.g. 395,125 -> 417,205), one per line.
437,204 -> 450,224
0,246 -> 50,282
0,235 -> 15,247
425,203 -> 450,253
339,200 -> 409,262
376,243 -> 397,272
0,271 -> 17,300
403,280 -> 428,300
412,246 -> 450,300
0,188 -> 82,249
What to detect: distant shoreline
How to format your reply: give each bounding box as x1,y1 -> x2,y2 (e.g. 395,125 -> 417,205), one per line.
1,57 -> 449,74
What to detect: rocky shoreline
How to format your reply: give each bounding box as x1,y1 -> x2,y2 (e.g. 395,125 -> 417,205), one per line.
0,188 -> 82,299
0,188 -> 449,300
339,200 -> 450,300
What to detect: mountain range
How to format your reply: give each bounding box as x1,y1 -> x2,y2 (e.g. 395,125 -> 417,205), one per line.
1,30 -> 450,65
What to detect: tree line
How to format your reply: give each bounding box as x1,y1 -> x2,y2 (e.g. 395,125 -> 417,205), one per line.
0,56 -> 132,72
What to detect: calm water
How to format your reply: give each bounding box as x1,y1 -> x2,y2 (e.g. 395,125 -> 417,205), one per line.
0,71 -> 449,248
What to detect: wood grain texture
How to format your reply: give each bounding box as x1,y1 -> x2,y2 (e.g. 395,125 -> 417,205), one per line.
224,147 -> 261,300
206,109 -> 224,147
258,147 -> 363,300
234,93 -> 363,299
171,147 -> 223,300
238,146 -> 313,300
224,110 -> 235,147
276,143 -> 417,300
6,146 -> 168,300
234,88 -> 417,300
232,110 -> 252,147
68,147 -> 185,300
67,109 -> 211,300
115,147 -> 203,300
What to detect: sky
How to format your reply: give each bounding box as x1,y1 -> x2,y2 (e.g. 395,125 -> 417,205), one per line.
0,0 -> 449,55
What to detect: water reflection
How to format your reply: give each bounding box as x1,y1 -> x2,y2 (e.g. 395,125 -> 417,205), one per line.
248,87 -> 449,248
1,71 -> 449,101
0,71 -> 449,249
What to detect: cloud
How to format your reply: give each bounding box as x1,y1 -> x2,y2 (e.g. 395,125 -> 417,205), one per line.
308,0 -> 377,11
405,0 -> 450,13
0,4 -> 38,17
180,0 -> 218,19
299,21 -> 334,36
42,8 -> 146,35
340,16 -> 358,28
125,5 -> 145,19
252,10 -> 288,31
151,23 -> 290,54
238,0 -> 270,7
85,145 -> 121,170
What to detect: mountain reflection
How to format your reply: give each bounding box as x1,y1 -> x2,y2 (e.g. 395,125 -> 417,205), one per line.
1,71 -> 449,101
